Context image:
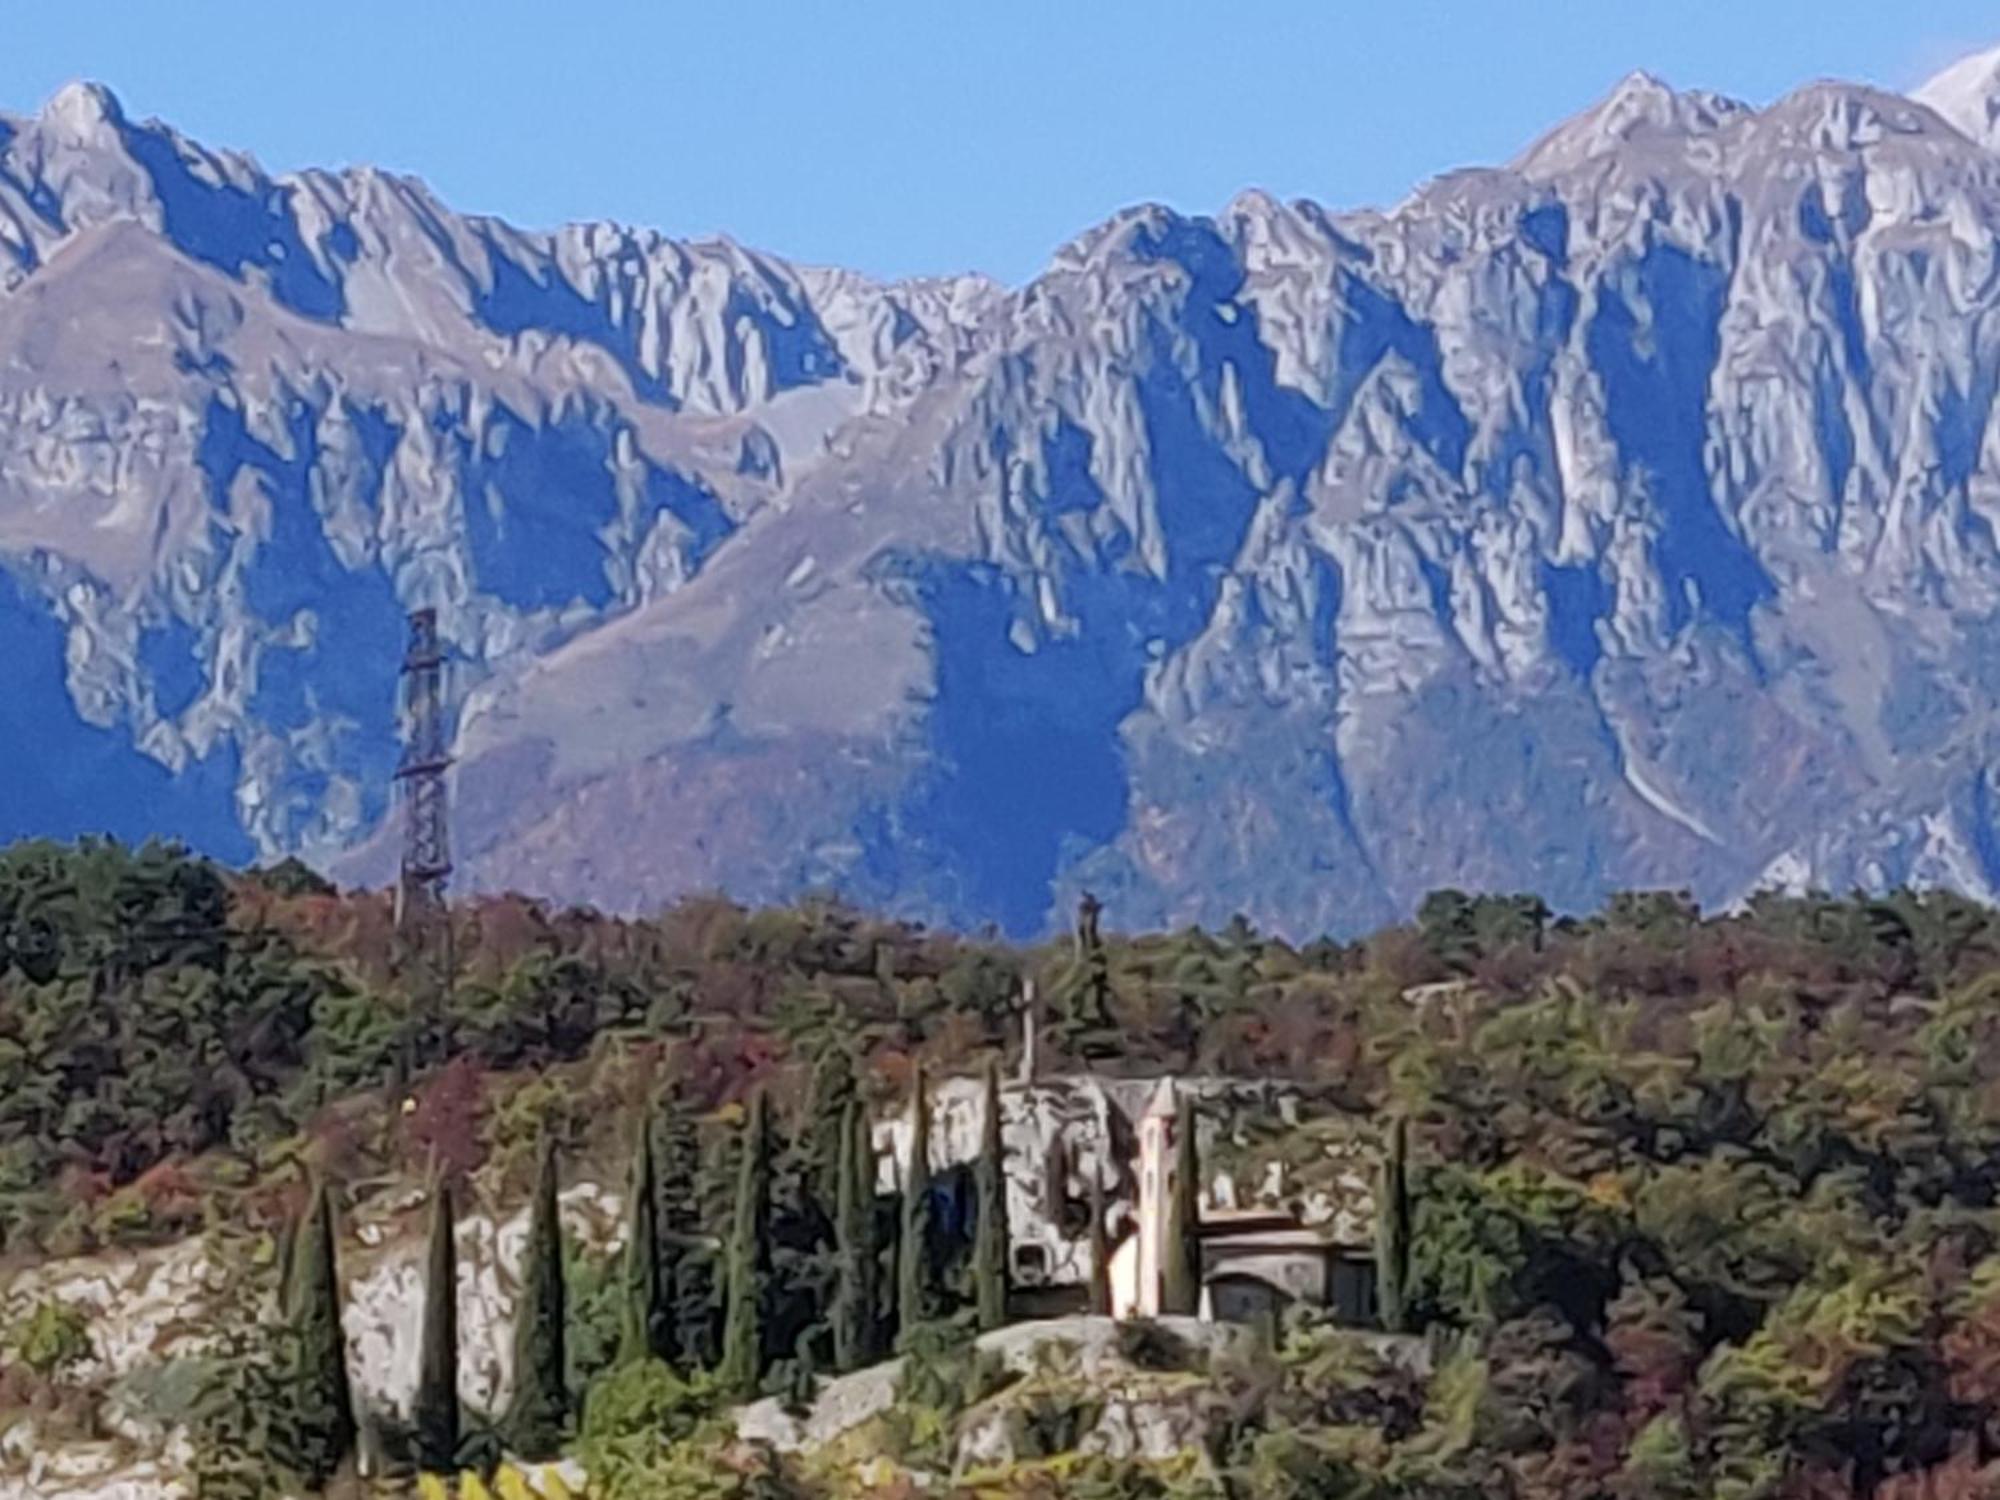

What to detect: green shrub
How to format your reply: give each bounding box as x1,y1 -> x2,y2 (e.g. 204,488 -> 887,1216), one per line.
893,1317 -> 1010,1414
887,1318 -> 1014,1470
564,1233 -> 625,1404
185,1326 -> 319,1500
13,1297 -> 91,1377
575,1360 -> 812,1500
578,1357 -> 720,1497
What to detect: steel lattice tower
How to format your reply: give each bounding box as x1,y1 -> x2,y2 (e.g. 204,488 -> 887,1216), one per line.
394,607 -> 453,949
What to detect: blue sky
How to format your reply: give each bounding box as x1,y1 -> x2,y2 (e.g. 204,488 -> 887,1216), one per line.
2,2 -> 1995,287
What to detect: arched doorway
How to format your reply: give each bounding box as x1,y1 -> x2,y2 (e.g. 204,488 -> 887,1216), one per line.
1204,1272 -> 1294,1327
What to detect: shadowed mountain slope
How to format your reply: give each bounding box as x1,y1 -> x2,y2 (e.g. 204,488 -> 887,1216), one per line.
11,64 -> 2000,935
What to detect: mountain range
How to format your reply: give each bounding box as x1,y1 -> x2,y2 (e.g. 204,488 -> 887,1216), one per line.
9,52 -> 2000,936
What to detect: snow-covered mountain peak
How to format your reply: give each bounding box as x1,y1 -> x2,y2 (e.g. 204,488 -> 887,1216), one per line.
1913,42 -> 2000,151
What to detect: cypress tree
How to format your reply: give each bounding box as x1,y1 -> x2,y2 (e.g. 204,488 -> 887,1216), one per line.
275,1201 -> 301,1318
805,1043 -> 858,1221
719,1090 -> 772,1394
657,1085 -> 705,1369
617,1106 -> 669,1364
896,1065 -> 936,1342
1375,1114 -> 1413,1333
1087,1168 -> 1112,1317
854,1100 -> 886,1363
796,1044 -> 858,1371
831,1102 -> 869,1371
413,1178 -> 460,1473
291,1177 -> 355,1485
1160,1095 -> 1201,1316
505,1135 -> 568,1458
973,1059 -> 1010,1331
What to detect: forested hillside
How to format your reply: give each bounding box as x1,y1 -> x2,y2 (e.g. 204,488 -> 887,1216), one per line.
11,840 -> 2000,1496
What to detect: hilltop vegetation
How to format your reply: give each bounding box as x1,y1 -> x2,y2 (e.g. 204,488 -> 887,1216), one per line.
12,841 -> 2000,1495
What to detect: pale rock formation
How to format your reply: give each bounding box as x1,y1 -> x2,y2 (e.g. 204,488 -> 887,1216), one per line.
13,54 -> 2000,936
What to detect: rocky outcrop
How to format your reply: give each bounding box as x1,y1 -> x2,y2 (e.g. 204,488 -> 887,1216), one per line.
0,1180 -> 623,1495
953,1372 -> 1238,1471
0,81 -> 995,872
14,58 -> 2000,935
734,1313 -> 1261,1457
0,1439 -> 190,1500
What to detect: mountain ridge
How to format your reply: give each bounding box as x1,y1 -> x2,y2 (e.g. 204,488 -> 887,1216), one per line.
8,58 -> 2000,936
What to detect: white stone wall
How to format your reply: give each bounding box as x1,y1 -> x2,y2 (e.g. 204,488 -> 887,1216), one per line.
872,1073 -> 1134,1289
341,1181 -> 622,1418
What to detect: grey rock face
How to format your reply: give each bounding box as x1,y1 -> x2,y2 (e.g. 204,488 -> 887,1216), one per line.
733,1314 -> 1258,1457
11,61 -> 2000,936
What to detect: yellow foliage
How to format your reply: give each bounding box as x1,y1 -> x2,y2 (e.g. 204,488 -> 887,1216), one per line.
416,1475 -> 451,1500
1587,1171 -> 1629,1207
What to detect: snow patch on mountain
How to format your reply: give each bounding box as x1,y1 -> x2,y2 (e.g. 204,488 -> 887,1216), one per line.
1915,44 -> 2000,152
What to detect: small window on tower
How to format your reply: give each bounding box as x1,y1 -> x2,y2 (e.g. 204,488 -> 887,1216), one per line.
1014,1244 -> 1049,1278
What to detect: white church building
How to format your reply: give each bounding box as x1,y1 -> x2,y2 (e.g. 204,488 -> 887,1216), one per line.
873,994 -> 1381,1328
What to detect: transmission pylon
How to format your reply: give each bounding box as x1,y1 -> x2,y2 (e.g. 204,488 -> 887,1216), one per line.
393,607 -> 453,1071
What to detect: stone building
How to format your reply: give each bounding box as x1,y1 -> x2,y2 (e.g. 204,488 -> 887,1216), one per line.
1108,1077 -> 1377,1326
873,998 -> 1381,1327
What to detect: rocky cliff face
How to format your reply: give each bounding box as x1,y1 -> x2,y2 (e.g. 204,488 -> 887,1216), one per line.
13,56 -> 2000,936
0,1185 -> 617,1498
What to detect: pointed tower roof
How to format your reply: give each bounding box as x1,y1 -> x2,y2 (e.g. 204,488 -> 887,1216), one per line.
1143,1076 -> 1177,1122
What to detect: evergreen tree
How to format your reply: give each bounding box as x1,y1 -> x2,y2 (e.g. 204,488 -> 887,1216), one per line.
290,1177 -> 355,1485
853,1100 -> 885,1363
657,1084 -> 706,1369
506,1135 -> 568,1458
795,1042 -> 859,1372
1088,1167 -> 1112,1317
617,1105 -> 670,1365
413,1178 -> 460,1472
804,1042 -> 858,1221
719,1089 -> 772,1394
274,1199 -> 301,1319
831,1101 -> 873,1370
1375,1114 -> 1414,1333
973,1059 -> 1010,1331
896,1065 -> 937,1341
1160,1095 -> 1201,1316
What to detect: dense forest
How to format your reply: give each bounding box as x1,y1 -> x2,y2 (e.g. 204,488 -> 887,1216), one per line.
13,839 -> 2000,1497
